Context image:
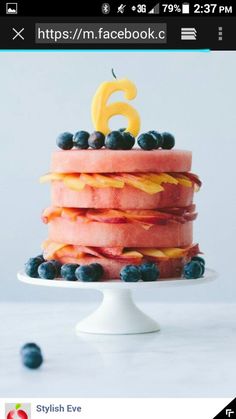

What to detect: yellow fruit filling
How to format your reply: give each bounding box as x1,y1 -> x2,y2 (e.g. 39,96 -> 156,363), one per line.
40,172 -> 201,195
42,240 -> 200,261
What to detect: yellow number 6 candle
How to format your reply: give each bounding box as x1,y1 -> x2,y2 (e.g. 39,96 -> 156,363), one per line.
91,77 -> 140,137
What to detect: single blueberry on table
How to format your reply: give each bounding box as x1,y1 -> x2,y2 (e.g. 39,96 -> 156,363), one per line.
75,264 -> 99,282
120,131 -> 135,150
139,262 -> 160,282
56,132 -> 73,150
38,261 -> 57,279
61,263 -> 79,281
105,131 -> 124,150
183,261 -> 203,279
137,133 -> 157,150
21,342 -> 41,356
148,131 -> 163,148
25,257 -> 43,278
120,265 -> 142,282
161,132 -> 175,150
22,348 -> 43,369
73,131 -> 90,149
89,263 -> 104,281
88,131 -> 105,149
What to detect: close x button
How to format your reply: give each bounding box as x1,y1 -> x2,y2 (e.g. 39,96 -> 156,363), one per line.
12,27 -> 24,40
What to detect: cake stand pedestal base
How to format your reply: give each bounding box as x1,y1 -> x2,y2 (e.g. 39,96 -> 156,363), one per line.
76,288 -> 160,335
17,269 -> 216,335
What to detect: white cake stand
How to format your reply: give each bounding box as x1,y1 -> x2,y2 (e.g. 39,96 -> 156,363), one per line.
18,269 -> 216,335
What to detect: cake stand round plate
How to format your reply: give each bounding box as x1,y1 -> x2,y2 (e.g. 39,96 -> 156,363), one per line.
17,269 -> 217,335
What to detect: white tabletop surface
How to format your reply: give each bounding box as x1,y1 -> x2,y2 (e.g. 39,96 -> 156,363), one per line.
0,302 -> 235,398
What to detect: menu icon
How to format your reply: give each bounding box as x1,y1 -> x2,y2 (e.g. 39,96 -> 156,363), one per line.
181,27 -> 197,40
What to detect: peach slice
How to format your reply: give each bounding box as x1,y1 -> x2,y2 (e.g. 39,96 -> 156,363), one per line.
42,240 -> 67,259
141,173 -> 178,185
39,172 -> 65,183
159,204 -> 196,216
94,247 -> 124,258
55,244 -> 83,259
137,248 -> 167,259
121,173 -> 164,195
174,175 -> 192,188
161,248 -> 185,258
116,250 -> 143,261
86,209 -> 128,224
80,173 -> 108,188
184,243 -> 200,258
61,208 -> 87,222
93,174 -> 124,188
73,246 -> 104,258
125,209 -> 173,225
41,207 -> 62,224
185,172 -> 202,191
63,174 -> 85,191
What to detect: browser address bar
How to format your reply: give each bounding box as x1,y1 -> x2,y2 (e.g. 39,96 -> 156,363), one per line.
35,23 -> 167,44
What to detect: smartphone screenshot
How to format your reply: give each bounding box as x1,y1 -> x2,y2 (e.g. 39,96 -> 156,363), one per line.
0,1 -> 235,418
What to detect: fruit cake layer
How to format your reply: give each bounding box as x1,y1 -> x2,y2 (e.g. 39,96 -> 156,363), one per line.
51,149 -> 192,173
43,206 -> 195,247
49,175 -> 199,209
42,240 -> 199,279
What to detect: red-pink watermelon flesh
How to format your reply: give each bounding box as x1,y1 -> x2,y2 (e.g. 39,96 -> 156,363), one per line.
51,182 -> 194,210
50,255 -> 188,279
51,149 -> 192,173
48,218 -> 193,247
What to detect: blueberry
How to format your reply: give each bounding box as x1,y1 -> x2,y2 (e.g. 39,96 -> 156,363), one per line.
120,265 -> 142,282
73,131 -> 90,149
36,254 -> 45,263
183,261 -> 203,279
89,263 -> 104,281
61,263 -> 79,281
199,263 -> 205,276
22,348 -> 43,369
38,261 -> 57,279
191,256 -> 205,265
105,131 -> 123,150
50,260 -> 62,277
139,262 -> 160,282
161,132 -> 175,149
56,132 -> 73,150
88,131 -> 105,149
120,131 -> 135,150
20,342 -> 41,356
25,257 -> 42,278
148,131 -> 163,148
75,264 -> 99,282
118,128 -> 126,133
137,133 -> 157,150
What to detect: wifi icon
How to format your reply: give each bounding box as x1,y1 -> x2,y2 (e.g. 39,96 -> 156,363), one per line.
148,3 -> 160,14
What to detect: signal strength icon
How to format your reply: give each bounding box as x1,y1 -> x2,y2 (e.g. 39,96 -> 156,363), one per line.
148,3 -> 160,14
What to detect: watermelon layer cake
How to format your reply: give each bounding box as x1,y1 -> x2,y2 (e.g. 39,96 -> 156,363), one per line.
40,148 -> 202,280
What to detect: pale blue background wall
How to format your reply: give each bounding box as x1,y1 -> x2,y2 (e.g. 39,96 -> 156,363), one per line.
0,51 -> 235,302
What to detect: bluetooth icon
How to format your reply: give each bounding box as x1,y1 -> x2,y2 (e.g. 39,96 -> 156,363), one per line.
101,3 -> 110,14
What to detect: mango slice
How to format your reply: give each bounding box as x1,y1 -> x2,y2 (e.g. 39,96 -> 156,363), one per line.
137,248 -> 167,258
121,173 -> 164,195
39,173 -> 65,183
93,174 -> 124,188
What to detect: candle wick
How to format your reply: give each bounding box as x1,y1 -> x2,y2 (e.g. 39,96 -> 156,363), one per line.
111,68 -> 117,79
